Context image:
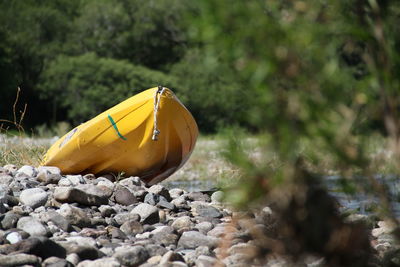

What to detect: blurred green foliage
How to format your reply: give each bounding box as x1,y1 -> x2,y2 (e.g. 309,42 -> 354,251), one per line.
193,0 -> 400,206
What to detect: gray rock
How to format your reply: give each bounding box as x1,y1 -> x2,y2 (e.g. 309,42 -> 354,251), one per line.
12,237 -> 66,259
151,226 -> 178,246
17,216 -> 48,236
37,166 -> 61,175
186,192 -> 210,202
1,212 -> 21,229
114,186 -> 137,206
44,210 -> 71,232
120,220 -> 144,235
42,257 -> 72,267
178,231 -> 218,249
195,221 -> 214,234
113,212 -> 141,226
208,225 -> 237,238
144,193 -> 159,206
77,257 -> 121,267
65,236 -> 97,248
191,203 -> 222,218
114,246 -> 149,267
19,187 -> 48,208
60,242 -> 103,260
66,253 -> 80,266
3,164 -> 18,174
54,186 -> 108,206
169,188 -> 184,199
211,191 -> 224,203
99,205 -> 116,218
17,165 -> 37,177
58,204 -> 91,227
195,255 -> 219,267
0,175 -> 13,185
148,184 -> 171,201
0,253 -> 39,266
118,176 -> 143,187
160,251 -> 185,264
171,216 -> 192,230
131,203 -> 159,224
157,196 -> 175,210
36,171 -> 62,185
145,244 -> 168,257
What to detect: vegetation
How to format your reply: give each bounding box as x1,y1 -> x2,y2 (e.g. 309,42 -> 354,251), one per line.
2,0 -> 400,264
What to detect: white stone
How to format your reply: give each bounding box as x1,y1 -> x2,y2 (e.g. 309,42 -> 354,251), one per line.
19,188 -> 48,209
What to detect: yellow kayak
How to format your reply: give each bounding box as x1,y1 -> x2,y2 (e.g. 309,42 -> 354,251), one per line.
41,86 -> 198,185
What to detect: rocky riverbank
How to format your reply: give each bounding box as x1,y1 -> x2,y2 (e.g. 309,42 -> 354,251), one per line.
0,164 -> 398,266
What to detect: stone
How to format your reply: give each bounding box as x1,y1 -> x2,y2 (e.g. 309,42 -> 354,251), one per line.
97,179 -> 115,190
113,212 -> 141,226
36,171 -> 62,185
144,193 -> 159,206
151,226 -> 178,246
186,192 -> 210,202
114,246 -> 149,267
0,175 -> 13,185
58,204 -> 91,227
1,212 -> 21,229
148,184 -> 171,201
147,255 -> 162,264
65,236 -> 97,247
19,187 -> 48,208
54,186 -> 108,206
207,225 -> 237,238
160,251 -> 185,264
77,257 -> 121,267
17,216 -> 48,236
60,242 -> 103,260
195,221 -> 214,234
108,226 -> 127,240
195,255 -> 218,267
42,256 -> 72,267
44,210 -> 71,232
228,243 -> 258,257
0,253 -> 39,266
145,244 -> 168,257
169,188 -> 184,199
157,196 -> 175,210
17,165 -> 37,177
120,220 -> 144,235
118,176 -> 143,187
3,164 -> 18,174
99,205 -> 116,218
191,203 -> 222,218
15,237 -> 67,259
37,166 -> 61,175
171,216 -> 192,230
6,231 -> 23,244
211,191 -> 224,203
131,203 -> 159,224
114,186 -> 137,206
66,253 -> 80,266
178,231 -> 218,249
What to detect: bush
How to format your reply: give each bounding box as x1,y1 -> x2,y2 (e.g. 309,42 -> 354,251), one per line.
38,53 -> 177,123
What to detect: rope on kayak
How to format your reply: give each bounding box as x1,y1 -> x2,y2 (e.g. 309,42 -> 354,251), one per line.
152,85 -> 166,141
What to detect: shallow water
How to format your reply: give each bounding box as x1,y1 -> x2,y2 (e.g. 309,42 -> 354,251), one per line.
162,175 -> 400,217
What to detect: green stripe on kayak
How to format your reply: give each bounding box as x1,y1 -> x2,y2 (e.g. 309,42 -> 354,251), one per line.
107,114 -> 127,141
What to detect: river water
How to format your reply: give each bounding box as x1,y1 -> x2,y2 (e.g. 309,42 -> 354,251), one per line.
162,175 -> 400,217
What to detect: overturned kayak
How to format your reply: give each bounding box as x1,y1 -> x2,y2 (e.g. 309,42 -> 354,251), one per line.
41,86 -> 198,185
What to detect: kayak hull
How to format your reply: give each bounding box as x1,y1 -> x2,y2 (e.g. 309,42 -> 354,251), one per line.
41,87 -> 198,185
